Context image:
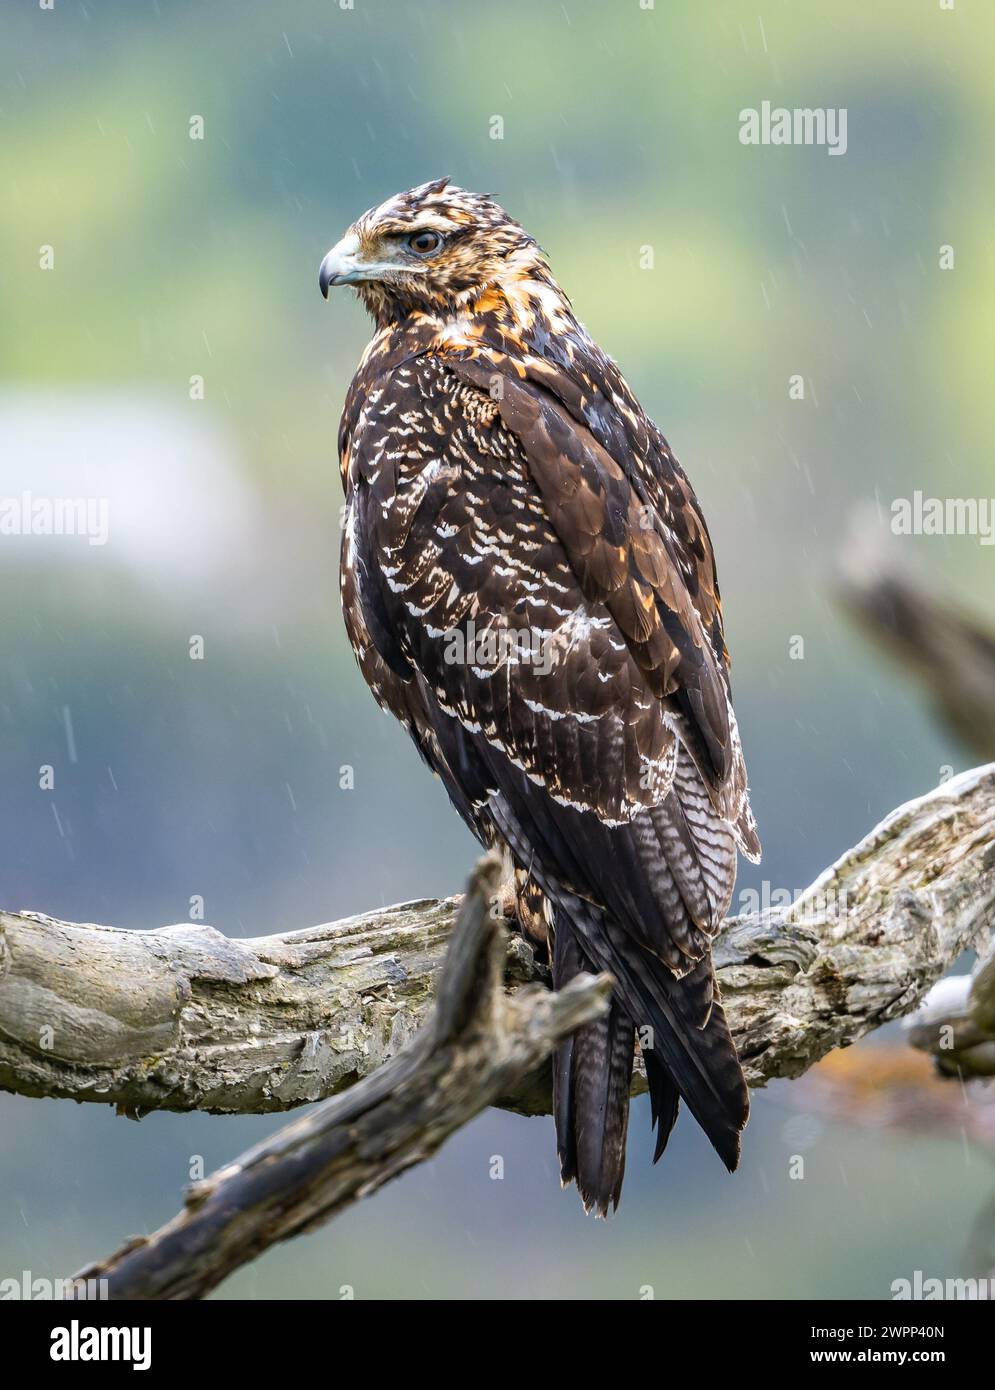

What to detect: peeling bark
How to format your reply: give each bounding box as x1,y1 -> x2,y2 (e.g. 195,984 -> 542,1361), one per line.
70,855 -> 611,1301
2,764 -> 993,1117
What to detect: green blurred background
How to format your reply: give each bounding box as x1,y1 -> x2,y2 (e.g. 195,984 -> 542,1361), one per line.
1,0 -> 993,1299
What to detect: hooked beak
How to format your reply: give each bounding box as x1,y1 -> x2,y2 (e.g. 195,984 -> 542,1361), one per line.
318,234 -> 368,299
319,232 -> 429,299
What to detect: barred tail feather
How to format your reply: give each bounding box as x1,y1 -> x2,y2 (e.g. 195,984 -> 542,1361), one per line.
552,929 -> 635,1216
550,894 -> 749,1182
642,954 -> 748,1172
487,787 -> 750,1199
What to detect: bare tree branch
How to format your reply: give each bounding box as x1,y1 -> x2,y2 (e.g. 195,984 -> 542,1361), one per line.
717,762 -> 994,1079
11,518 -> 989,1300
2,765 -> 993,1117
838,515 -> 995,759
70,854 -> 612,1300
833,518 -> 995,1079
905,938 -> 995,1078
62,765 -> 995,1300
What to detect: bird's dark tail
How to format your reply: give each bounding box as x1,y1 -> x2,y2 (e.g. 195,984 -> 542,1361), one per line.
552,929 -> 634,1216
550,893 -> 749,1210
638,952 -> 747,1172
487,786 -> 749,1210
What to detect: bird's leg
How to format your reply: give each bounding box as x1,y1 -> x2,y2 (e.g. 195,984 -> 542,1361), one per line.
490,845 -> 549,960
511,867 -> 551,964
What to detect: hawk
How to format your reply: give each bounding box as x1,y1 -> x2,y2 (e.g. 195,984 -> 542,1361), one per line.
319,178 -> 761,1214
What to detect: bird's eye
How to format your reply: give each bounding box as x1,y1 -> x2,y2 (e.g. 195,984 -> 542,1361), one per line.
406,230 -> 443,255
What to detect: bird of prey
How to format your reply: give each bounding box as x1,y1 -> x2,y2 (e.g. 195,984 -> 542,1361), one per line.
319,178 -> 761,1215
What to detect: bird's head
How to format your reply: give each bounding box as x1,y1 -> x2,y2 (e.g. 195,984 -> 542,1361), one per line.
318,177 -> 551,328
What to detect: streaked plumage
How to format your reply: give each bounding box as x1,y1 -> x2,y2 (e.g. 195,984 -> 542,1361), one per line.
319,178 -> 761,1214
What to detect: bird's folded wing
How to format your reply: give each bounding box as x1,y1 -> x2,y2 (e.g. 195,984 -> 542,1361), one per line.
446,352 -> 758,856
341,355 -> 756,970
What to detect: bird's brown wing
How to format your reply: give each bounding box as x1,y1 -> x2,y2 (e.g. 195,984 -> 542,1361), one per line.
342,351 -> 749,965
447,350 -> 759,861
339,349 -> 752,1189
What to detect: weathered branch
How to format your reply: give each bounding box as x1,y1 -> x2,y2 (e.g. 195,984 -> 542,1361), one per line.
905,938 -> 995,1078
838,516 -> 995,759
71,855 -> 611,1301
834,520 -> 995,1076
2,765 -> 993,1116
